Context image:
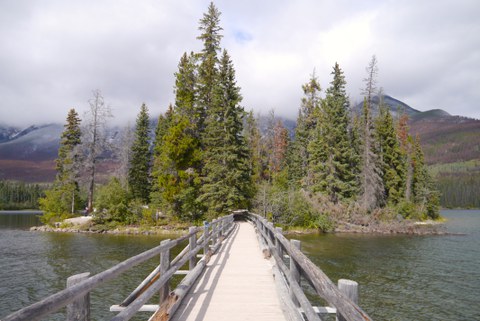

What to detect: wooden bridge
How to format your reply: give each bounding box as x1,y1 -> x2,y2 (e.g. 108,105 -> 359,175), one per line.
2,211 -> 372,321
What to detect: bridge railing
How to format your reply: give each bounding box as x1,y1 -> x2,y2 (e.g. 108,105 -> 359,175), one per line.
242,211 -> 372,321
2,214 -> 235,321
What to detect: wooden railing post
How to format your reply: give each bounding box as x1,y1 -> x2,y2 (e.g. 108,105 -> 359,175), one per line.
275,227 -> 283,258
204,221 -> 210,256
66,272 -> 90,321
212,219 -> 217,244
289,240 -> 301,307
189,227 -> 197,270
336,279 -> 359,321
159,239 -> 170,304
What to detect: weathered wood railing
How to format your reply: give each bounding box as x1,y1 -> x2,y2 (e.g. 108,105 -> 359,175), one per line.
2,214 -> 235,321
242,211 -> 372,321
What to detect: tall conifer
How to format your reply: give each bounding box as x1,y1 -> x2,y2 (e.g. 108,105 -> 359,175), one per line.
374,101 -> 406,204
289,72 -> 321,187
128,103 -> 152,203
199,50 -> 251,217
309,63 -> 356,202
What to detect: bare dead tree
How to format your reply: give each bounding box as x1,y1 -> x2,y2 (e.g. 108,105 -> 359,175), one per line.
114,123 -> 134,188
82,89 -> 113,213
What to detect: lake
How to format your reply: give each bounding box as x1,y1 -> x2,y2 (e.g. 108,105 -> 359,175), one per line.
0,210 -> 479,320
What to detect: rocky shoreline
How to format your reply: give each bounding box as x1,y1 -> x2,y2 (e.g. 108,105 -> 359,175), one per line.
30,216 -> 447,236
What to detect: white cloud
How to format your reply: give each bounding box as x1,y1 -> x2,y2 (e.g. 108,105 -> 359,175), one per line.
0,0 -> 479,127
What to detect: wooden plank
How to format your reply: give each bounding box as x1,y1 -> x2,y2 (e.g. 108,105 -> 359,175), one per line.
170,222 -> 288,321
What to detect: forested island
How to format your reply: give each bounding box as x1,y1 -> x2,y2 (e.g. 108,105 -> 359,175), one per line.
32,3 -> 439,234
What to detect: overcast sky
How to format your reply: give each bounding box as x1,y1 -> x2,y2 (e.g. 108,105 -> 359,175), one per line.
1,0 -> 479,127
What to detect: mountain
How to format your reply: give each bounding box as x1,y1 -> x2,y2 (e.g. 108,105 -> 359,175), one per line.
0,123 -> 124,182
352,94 -> 421,117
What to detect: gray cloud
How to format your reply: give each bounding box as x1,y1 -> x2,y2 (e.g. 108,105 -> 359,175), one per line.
1,0 -> 479,127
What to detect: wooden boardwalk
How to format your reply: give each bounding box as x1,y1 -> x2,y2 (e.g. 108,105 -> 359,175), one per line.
171,221 -> 287,321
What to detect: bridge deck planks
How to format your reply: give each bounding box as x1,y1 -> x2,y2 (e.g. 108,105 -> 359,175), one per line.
171,221 -> 287,321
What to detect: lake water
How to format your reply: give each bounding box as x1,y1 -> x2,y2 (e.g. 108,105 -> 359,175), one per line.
0,210 -> 479,320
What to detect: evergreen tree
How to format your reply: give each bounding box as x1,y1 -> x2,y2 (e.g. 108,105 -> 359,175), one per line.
39,108 -> 82,220
308,63 -> 356,202
244,110 -> 262,185
153,114 -> 202,220
199,50 -> 252,218
196,2 -> 222,134
150,106 -> 174,207
374,101 -> 406,204
289,72 -> 321,187
412,137 -> 440,219
175,52 -> 198,125
128,103 -> 152,203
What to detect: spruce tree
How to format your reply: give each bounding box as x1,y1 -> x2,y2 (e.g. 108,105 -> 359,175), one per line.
199,50 -> 252,218
374,102 -> 406,204
196,2 -> 222,134
289,72 -> 321,187
244,110 -> 262,185
412,137 -> 440,219
150,106 -> 174,207
309,63 -> 356,202
40,108 -> 82,219
128,103 -> 152,203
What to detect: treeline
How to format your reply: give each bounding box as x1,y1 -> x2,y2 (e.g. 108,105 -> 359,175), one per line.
40,2 -> 439,228
40,3 -> 252,226
0,180 -> 46,210
436,173 -> 480,208
250,57 -> 439,230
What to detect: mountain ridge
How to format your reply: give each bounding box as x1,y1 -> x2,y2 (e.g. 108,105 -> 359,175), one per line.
0,95 -> 478,182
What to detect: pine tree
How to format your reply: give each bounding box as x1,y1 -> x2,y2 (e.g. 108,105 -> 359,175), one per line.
412,137 -> 440,219
374,100 -> 406,204
150,106 -> 174,208
308,63 -> 356,202
128,103 -> 152,203
175,52 -> 198,125
40,109 -> 82,220
196,2 -> 222,134
199,50 -> 252,218
289,72 -> 321,187
244,110 -> 262,185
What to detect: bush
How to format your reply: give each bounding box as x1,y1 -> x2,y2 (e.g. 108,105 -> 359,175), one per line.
94,178 -> 130,224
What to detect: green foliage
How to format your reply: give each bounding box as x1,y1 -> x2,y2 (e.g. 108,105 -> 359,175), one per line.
128,103 -> 152,203
435,171 -> 480,208
0,180 -> 46,210
308,63 -> 357,202
39,186 -> 75,224
94,178 -> 130,223
288,72 -> 321,188
199,50 -> 252,218
152,114 -> 202,221
374,103 -> 406,204
40,109 -> 83,222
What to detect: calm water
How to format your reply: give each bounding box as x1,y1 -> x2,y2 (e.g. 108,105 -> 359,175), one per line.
0,212 -> 179,321
1,210 -> 479,320
293,210 -> 480,321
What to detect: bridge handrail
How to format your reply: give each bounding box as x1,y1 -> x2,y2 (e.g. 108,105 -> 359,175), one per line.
2,214 -> 235,321
244,211 -> 372,321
